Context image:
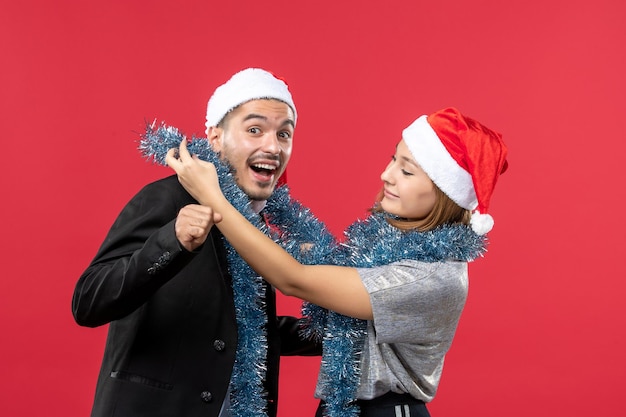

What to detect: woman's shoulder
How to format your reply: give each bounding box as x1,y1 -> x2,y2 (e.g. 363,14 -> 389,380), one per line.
395,259 -> 467,274
358,260 -> 467,294
362,259 -> 467,276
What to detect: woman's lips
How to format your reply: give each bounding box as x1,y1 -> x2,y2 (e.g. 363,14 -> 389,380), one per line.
383,188 -> 398,199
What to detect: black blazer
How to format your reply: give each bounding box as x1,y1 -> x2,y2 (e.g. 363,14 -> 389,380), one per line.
73,175 -> 318,417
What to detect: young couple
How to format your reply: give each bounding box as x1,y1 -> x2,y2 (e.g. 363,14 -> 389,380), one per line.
74,67 -> 507,417
165,94 -> 508,416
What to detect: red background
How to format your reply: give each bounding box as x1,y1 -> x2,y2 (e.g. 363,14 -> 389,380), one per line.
2,1 -> 625,416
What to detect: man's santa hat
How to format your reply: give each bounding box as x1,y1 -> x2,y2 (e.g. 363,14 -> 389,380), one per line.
402,107 -> 508,235
205,68 -> 297,133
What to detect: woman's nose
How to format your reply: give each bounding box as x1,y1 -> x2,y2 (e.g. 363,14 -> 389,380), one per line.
380,163 -> 393,183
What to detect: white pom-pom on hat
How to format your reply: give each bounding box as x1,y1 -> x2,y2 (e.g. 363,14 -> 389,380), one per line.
469,211 -> 495,235
402,107 -> 508,235
205,68 -> 297,135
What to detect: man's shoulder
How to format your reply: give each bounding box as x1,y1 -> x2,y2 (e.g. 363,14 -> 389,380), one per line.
137,174 -> 185,194
125,174 -> 194,209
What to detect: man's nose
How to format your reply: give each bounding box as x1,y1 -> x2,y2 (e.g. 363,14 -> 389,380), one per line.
260,132 -> 280,154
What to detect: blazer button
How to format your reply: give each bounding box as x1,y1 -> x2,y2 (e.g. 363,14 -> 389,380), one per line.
200,391 -> 213,403
213,339 -> 226,351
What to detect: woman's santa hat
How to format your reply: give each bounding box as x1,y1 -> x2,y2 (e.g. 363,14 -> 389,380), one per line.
402,107 -> 508,235
205,68 -> 297,134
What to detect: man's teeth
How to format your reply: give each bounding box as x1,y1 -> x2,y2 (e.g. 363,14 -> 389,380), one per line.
252,164 -> 277,171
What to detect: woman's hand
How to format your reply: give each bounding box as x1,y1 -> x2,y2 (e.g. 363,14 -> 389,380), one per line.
165,139 -> 225,209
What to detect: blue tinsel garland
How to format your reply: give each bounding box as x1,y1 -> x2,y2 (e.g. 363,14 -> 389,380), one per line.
139,122 -> 487,417
140,122 -> 271,416
305,213 -> 487,417
139,122 -> 335,416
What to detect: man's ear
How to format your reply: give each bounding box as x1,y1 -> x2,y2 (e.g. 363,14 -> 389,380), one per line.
207,126 -> 223,152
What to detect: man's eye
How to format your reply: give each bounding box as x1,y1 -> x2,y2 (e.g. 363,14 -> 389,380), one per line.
278,131 -> 292,139
248,127 -> 261,134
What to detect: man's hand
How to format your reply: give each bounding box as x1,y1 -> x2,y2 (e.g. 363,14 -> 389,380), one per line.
175,204 -> 221,252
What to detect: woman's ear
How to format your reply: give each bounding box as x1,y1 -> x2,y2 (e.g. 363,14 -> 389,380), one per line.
207,125 -> 223,152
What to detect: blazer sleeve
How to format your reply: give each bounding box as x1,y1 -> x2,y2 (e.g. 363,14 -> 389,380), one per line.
72,178 -> 198,327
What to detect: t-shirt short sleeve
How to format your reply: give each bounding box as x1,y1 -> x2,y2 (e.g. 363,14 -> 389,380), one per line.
357,260 -> 468,344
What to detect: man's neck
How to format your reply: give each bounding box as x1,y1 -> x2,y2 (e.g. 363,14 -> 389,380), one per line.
250,200 -> 267,214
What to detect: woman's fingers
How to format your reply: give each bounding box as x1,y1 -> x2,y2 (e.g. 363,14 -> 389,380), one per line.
178,138 -> 191,159
165,139 -> 192,170
165,147 -> 178,167
164,139 -> 223,206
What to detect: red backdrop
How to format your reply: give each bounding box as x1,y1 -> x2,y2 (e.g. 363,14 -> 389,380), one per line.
2,1 -> 625,416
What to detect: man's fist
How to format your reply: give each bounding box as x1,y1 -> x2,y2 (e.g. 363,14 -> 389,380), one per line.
175,204 -> 219,251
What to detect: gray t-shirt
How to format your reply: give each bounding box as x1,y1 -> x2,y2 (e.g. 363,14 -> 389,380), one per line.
315,259 -> 468,403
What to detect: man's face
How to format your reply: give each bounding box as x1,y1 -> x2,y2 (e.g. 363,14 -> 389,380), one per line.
208,99 -> 295,201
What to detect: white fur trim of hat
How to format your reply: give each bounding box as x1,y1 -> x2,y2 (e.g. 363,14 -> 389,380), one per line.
403,115 -> 478,210
205,68 -> 297,134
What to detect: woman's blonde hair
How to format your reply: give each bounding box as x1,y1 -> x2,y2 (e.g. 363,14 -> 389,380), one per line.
372,184 -> 470,232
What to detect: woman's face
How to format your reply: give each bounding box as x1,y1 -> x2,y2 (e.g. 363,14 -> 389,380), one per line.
380,139 -> 437,220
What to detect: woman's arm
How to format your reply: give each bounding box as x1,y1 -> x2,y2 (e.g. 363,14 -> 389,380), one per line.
166,141 -> 373,320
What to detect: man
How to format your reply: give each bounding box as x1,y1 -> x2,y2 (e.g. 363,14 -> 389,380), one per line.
72,68 -> 318,417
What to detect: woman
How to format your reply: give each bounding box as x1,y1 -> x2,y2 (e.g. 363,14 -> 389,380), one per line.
165,107 -> 508,416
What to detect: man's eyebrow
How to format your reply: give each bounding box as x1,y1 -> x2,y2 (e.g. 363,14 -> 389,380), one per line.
243,113 -> 267,122
242,113 -> 295,128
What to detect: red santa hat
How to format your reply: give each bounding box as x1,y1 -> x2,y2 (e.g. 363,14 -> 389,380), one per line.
205,68 -> 297,134
402,107 -> 508,235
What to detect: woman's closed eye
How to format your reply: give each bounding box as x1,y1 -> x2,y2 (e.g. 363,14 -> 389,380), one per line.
392,156 -> 414,176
